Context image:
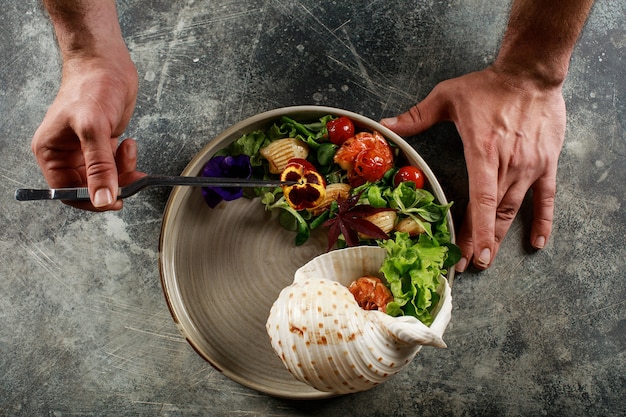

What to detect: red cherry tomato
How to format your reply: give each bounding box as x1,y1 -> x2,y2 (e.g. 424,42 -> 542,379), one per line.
393,166 -> 425,189
326,116 -> 355,145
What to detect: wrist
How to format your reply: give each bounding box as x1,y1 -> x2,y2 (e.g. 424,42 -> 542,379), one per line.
493,0 -> 594,90
45,0 -> 126,62
491,54 -> 568,91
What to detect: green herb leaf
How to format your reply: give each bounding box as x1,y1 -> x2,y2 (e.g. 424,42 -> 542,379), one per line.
316,142 -> 338,166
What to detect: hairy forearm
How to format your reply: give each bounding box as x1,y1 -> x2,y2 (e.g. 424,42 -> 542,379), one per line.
495,0 -> 595,88
42,0 -> 125,61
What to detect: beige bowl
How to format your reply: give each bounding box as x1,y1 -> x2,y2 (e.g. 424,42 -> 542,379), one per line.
159,106 -> 455,399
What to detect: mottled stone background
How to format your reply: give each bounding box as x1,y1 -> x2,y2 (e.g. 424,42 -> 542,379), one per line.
1,1 -> 624,416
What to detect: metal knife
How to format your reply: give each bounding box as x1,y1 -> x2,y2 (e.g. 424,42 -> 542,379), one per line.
15,175 -> 294,201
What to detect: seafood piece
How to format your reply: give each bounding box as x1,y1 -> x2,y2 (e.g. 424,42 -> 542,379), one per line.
348,276 -> 393,313
333,131 -> 394,185
260,138 -> 309,174
266,246 -> 452,395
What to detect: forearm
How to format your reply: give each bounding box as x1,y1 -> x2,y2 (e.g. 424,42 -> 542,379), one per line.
494,0 -> 594,88
42,0 -> 126,61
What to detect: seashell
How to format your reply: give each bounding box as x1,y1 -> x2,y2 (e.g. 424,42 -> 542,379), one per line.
260,138 -> 309,174
266,246 -> 452,395
308,182 -> 352,216
395,216 -> 426,236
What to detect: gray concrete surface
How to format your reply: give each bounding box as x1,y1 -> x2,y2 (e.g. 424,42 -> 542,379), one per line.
1,1 -> 624,416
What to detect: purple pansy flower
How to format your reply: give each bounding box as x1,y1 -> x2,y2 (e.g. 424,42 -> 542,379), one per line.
200,154 -> 252,208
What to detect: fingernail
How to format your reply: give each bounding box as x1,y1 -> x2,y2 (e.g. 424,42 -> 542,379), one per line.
94,188 -> 113,208
128,140 -> 137,159
455,257 -> 468,273
476,248 -> 491,268
534,236 -> 546,249
380,117 -> 397,127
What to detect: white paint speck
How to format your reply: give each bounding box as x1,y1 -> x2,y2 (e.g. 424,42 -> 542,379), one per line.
144,70 -> 156,82
296,44 -> 305,53
596,170 -> 609,183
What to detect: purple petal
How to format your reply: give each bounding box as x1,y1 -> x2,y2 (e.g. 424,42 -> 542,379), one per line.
202,188 -> 225,208
200,154 -> 252,207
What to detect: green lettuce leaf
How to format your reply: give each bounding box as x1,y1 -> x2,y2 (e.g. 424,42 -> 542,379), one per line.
379,232 -> 447,325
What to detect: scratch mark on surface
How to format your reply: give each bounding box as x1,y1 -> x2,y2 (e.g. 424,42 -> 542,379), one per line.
236,14 -> 266,118
577,299 -> 626,318
124,325 -> 187,343
155,13 -> 187,106
127,9 -> 263,43
340,29 -> 377,97
326,54 -> 413,101
17,236 -> 71,291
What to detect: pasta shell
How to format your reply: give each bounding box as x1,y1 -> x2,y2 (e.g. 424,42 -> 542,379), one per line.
266,246 -> 452,395
260,138 -> 309,174
359,210 -> 397,238
308,182 -> 351,216
395,217 -> 426,236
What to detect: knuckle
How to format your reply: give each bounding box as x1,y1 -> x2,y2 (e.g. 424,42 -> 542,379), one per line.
476,194 -> 498,210
496,204 -> 518,222
407,105 -> 425,125
85,157 -> 115,177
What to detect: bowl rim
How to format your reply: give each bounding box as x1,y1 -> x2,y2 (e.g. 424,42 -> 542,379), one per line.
158,105 -> 455,399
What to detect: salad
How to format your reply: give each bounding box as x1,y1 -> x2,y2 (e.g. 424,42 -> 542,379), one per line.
200,114 -> 460,326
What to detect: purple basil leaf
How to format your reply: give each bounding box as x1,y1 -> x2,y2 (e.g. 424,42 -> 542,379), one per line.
340,221 -> 360,247
325,220 -> 342,251
343,217 -> 389,240
348,206 -> 392,218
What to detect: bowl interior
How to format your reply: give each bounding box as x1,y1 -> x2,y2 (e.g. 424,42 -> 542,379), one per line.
159,106 -> 454,399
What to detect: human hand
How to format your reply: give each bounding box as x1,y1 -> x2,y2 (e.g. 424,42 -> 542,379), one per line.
381,67 -> 566,271
31,55 -> 143,211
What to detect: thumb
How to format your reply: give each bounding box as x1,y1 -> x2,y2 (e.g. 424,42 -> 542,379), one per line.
380,86 -> 449,136
81,133 -> 120,209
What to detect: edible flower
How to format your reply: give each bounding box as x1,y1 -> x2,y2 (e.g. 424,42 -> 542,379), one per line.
280,158 -> 326,210
200,154 -> 252,208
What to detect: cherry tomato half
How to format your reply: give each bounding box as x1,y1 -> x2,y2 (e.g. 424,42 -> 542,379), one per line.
326,116 -> 355,145
393,166 -> 425,189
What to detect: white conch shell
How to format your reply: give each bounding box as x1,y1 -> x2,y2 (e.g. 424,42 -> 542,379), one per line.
266,246 -> 452,395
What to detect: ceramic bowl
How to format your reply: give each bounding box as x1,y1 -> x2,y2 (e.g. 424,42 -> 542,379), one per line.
159,105 -> 455,399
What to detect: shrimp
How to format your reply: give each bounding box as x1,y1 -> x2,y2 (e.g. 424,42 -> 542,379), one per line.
348,276 -> 393,313
333,131 -> 394,186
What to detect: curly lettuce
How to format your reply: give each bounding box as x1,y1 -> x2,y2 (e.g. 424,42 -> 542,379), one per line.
379,232 -> 448,326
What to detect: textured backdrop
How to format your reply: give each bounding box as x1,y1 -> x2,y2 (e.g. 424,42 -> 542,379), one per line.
1,1 -> 624,416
